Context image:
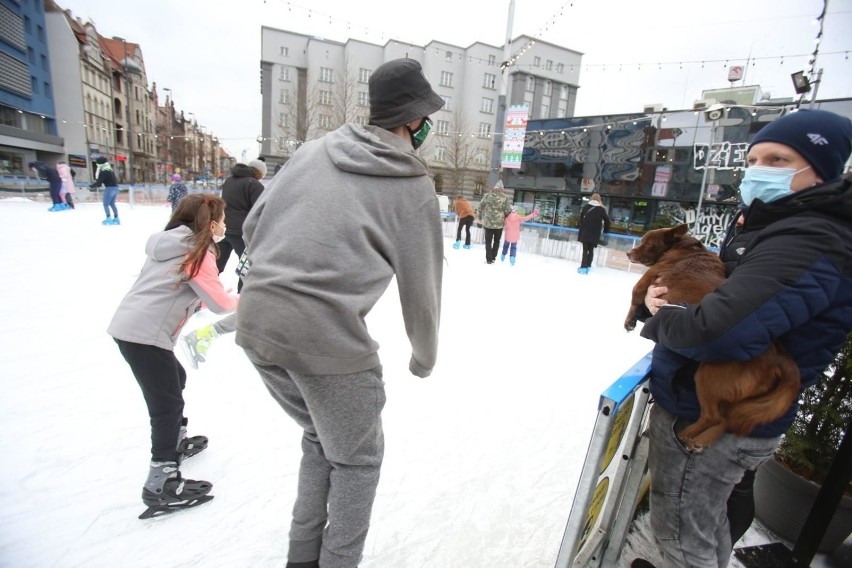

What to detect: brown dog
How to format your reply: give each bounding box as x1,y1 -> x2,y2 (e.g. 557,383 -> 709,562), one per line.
625,224 -> 800,450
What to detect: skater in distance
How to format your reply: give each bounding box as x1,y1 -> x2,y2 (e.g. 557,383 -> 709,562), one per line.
107,193 -> 238,519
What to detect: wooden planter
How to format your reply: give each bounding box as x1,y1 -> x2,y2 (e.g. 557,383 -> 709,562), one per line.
754,455 -> 852,553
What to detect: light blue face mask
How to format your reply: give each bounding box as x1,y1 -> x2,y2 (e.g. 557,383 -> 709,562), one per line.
739,165 -> 811,206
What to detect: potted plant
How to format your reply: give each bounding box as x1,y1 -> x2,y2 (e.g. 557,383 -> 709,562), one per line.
753,332 -> 852,552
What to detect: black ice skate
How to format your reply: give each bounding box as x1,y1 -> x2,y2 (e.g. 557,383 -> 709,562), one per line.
138,461 -> 213,520
177,417 -> 208,461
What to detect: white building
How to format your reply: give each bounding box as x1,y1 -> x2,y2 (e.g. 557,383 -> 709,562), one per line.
260,27 -> 582,195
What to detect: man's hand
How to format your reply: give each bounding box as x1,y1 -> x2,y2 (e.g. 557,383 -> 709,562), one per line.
645,279 -> 668,315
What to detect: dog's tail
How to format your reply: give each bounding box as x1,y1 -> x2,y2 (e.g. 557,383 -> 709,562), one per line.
726,344 -> 801,436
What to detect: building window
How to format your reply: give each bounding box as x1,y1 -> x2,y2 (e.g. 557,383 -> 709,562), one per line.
436,120 -> 450,135
319,67 -> 334,83
488,55 -> 496,66
474,181 -> 484,195
474,151 -> 487,165
279,112 -> 288,126
358,68 -> 371,83
37,25 -> 44,43
319,90 -> 332,105
440,71 -> 453,87
280,46 -> 289,57
483,73 -> 496,90
319,114 -> 332,129
538,105 -> 549,119
27,47 -> 34,63
557,63 -> 564,74
441,95 -> 452,111
436,147 -> 446,161
480,98 -> 493,113
44,81 -> 50,99
533,56 -> 540,67
526,76 -> 535,92
280,67 -> 290,81
279,90 -> 290,104
31,76 -> 38,93
355,115 -> 369,126
557,101 -> 568,117
523,92 -> 534,107
478,123 -> 491,138
24,16 -> 31,34
445,51 -> 452,62
543,81 -> 552,96
560,85 -> 569,100
546,60 -> 553,70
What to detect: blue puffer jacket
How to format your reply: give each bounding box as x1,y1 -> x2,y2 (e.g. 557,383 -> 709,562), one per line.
640,175 -> 852,437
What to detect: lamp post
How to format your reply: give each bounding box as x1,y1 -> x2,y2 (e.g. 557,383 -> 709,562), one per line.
487,0 -> 516,188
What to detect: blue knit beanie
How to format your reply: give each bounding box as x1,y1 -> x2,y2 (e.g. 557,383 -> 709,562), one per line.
749,109 -> 852,182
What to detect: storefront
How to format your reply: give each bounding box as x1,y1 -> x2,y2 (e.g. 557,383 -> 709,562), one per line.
503,108 -> 772,247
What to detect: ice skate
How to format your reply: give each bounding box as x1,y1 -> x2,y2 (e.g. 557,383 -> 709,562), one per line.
138,460 -> 213,520
500,254 -> 506,262
510,257 -> 516,266
463,244 -> 471,249
452,240 -> 461,249
180,325 -> 218,369
102,217 -> 113,225
177,417 -> 208,461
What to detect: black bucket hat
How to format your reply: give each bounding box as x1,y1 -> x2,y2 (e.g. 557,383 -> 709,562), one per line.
369,58 -> 445,129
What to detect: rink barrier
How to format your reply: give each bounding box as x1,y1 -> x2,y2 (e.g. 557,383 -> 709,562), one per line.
554,353 -> 653,568
441,214 -> 647,273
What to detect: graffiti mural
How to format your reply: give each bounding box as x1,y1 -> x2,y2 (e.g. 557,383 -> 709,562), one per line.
658,202 -> 737,248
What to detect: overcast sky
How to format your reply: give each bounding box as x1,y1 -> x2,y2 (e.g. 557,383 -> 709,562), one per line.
57,0 -> 851,162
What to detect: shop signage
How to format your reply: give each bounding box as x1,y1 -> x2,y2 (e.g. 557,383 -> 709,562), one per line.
693,142 -> 748,170
67,154 -> 87,168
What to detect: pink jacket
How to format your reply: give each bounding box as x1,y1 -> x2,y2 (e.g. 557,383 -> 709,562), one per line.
57,163 -> 76,195
503,211 -> 538,243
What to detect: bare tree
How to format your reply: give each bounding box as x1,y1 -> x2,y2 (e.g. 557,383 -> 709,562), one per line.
433,109 -> 490,195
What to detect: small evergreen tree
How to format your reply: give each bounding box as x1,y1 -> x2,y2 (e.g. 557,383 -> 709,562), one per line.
776,332 -> 852,491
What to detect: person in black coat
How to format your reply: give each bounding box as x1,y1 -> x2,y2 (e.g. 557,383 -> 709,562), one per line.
216,159 -> 266,290
576,192 -> 611,274
29,161 -> 65,211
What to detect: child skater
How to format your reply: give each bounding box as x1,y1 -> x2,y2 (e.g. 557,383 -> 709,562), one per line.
501,205 -> 538,265
56,162 -> 76,209
107,193 -> 238,519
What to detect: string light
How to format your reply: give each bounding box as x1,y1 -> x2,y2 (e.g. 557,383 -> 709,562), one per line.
797,0 -> 827,108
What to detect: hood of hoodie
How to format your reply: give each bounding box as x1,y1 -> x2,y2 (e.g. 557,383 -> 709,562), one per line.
97,162 -> 113,172
145,225 -> 194,262
324,124 -> 429,178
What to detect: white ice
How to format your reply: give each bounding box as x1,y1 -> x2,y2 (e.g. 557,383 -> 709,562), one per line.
0,198 -> 829,567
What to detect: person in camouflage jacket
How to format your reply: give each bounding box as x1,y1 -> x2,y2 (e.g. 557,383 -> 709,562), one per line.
477,180 -> 511,263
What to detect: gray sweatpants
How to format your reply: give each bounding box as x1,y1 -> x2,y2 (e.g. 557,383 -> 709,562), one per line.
245,349 -> 386,568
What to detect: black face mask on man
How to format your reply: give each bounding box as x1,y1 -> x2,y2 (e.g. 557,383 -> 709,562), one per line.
407,118 -> 432,149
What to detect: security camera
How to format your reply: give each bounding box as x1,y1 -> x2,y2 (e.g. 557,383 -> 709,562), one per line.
704,103 -> 725,121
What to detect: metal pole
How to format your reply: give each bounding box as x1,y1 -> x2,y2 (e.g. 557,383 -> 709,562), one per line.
694,119 -> 716,237
487,0 -> 515,188
808,68 -> 824,109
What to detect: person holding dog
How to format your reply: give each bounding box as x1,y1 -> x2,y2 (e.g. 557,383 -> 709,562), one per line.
634,109 -> 852,568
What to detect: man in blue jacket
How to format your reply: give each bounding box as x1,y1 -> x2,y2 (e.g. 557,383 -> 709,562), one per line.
636,109 -> 852,568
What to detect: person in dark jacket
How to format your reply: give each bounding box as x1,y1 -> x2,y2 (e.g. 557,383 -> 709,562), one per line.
576,192 -> 611,274
635,109 -> 852,568
216,159 -> 266,290
29,161 -> 66,212
89,156 -> 121,225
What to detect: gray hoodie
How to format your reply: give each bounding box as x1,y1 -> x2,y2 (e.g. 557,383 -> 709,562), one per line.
108,226 -> 238,350
236,124 -> 443,377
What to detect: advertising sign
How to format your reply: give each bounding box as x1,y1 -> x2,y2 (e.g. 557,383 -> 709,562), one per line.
501,105 -> 529,169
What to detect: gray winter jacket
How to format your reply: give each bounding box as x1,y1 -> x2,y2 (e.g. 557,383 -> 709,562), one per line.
236,124 -> 443,377
108,226 -> 238,350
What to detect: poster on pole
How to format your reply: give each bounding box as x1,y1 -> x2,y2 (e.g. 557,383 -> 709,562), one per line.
501,105 -> 529,169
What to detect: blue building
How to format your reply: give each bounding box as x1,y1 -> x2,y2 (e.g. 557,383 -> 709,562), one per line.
0,0 -> 64,175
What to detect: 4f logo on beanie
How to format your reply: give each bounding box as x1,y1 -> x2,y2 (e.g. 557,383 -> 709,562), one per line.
808,133 -> 829,146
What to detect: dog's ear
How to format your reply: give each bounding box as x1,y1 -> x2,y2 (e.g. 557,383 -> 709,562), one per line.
663,223 -> 690,244
673,223 -> 690,236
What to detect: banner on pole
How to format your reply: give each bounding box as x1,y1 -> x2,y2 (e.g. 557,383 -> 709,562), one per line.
501,105 -> 529,169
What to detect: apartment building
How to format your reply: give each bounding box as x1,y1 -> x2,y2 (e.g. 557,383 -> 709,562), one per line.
259,26 -> 582,196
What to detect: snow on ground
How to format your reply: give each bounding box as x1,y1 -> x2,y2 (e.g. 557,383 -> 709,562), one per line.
0,198 -> 832,567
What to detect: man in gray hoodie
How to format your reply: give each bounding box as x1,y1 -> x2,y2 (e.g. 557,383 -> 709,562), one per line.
235,58 -> 444,568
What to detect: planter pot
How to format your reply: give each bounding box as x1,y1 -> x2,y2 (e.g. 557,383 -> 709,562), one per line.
754,455 -> 852,553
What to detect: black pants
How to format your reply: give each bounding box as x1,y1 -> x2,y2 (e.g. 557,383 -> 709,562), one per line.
115,339 -> 186,462
580,243 -> 595,268
727,468 -> 756,544
216,234 -> 246,292
484,228 -> 503,262
456,216 -> 474,245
